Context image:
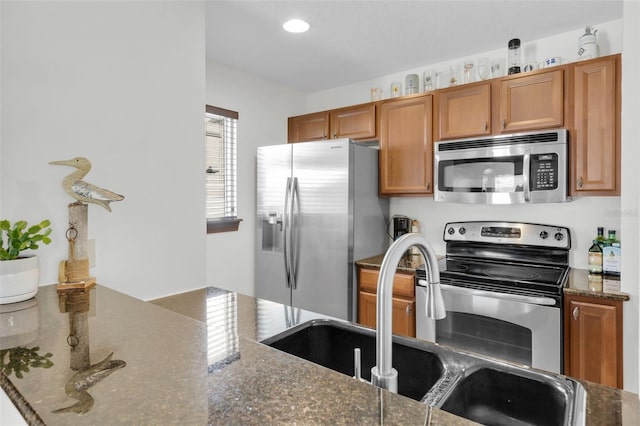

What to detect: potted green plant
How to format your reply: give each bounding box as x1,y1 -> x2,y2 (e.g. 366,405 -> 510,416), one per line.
0,220 -> 52,304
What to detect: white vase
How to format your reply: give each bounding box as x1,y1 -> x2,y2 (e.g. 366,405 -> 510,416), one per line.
0,256 -> 40,305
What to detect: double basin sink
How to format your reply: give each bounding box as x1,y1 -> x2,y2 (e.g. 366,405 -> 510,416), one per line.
261,319 -> 586,426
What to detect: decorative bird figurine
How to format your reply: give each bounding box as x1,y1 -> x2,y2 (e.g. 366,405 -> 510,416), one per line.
49,157 -> 124,212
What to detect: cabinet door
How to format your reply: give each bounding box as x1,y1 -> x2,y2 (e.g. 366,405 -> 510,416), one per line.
392,298 -> 416,338
330,104 -> 376,140
358,291 -> 377,329
357,291 -> 416,338
564,294 -> 623,388
435,83 -> 491,140
571,56 -> 620,195
288,112 -> 330,143
379,95 -> 433,195
499,69 -> 563,132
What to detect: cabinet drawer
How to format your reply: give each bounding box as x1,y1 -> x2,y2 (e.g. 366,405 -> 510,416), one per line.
359,268 -> 415,298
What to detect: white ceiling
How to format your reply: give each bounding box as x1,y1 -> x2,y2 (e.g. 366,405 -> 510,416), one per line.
206,0 -> 623,93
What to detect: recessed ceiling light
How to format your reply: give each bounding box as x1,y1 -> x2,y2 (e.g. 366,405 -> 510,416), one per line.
283,19 -> 310,33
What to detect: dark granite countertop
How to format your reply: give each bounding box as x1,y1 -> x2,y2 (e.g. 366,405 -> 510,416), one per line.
356,255 -> 631,302
1,284 -> 475,425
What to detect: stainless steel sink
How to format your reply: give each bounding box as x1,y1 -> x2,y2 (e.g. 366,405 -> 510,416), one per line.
261,319 -> 445,401
261,319 -> 586,426
437,365 -> 585,426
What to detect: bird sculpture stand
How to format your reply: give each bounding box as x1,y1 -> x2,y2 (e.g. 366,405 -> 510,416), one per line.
57,203 -> 96,290
50,157 -> 124,291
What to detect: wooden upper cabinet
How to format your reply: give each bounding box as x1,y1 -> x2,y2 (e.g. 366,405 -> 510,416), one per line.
435,83 -> 491,140
330,104 -> 376,140
570,55 -> 620,195
499,69 -> 564,132
288,103 -> 376,143
564,294 -> 623,388
379,95 -> 433,195
288,112 -> 329,142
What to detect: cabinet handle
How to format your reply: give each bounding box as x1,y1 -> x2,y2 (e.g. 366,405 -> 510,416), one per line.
573,307 -> 580,320
578,177 -> 584,188
323,134 -> 327,140
333,133 -> 337,139
483,121 -> 488,132
426,182 -> 431,191
406,304 -> 412,314
501,119 -> 507,129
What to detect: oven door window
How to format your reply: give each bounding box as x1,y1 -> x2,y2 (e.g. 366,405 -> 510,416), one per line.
438,156 -> 524,193
436,311 -> 532,366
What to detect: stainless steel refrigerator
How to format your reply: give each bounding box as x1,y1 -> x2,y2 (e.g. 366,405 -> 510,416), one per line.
256,138 -> 389,321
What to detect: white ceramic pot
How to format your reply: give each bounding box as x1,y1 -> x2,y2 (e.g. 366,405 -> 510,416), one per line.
0,256 -> 40,305
0,298 -> 40,349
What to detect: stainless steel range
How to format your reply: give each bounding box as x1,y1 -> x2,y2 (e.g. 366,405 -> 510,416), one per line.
416,221 -> 571,374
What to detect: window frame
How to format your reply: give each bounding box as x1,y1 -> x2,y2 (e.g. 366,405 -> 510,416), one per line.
205,105 -> 242,234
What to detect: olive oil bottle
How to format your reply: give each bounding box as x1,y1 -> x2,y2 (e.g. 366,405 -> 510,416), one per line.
603,230 -> 621,276
588,227 -> 604,274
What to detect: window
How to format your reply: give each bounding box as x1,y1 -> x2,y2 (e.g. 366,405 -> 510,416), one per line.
205,105 -> 241,233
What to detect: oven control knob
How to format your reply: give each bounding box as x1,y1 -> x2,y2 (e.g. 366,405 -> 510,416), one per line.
539,231 -> 549,239
554,232 -> 564,241
447,227 -> 455,235
459,227 -> 466,235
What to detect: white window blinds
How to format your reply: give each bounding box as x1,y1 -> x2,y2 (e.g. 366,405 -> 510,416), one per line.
205,106 -> 238,221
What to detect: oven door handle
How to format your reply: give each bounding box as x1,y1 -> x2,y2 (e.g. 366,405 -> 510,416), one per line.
420,281 -> 557,306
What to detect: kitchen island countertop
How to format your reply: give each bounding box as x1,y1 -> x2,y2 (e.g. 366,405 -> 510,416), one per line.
1,284 -> 638,425
1,284 -> 472,425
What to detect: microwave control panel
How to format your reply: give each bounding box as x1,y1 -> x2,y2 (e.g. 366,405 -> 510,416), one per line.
530,153 -> 558,190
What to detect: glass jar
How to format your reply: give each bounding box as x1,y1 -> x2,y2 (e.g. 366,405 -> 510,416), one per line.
508,38 -> 521,75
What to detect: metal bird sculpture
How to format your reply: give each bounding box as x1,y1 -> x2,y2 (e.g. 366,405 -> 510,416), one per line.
49,157 -> 124,212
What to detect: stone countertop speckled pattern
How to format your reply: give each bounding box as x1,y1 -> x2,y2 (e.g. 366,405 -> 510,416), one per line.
564,268 -> 630,302
152,288 -> 639,426
1,284 -> 475,425
356,255 -> 631,303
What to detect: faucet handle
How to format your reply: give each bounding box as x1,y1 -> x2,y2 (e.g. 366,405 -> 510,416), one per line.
353,348 -> 362,381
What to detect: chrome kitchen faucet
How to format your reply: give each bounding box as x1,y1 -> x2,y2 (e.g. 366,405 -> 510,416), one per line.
370,233 -> 446,392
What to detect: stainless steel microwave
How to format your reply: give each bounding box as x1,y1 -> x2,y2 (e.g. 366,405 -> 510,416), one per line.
434,129 -> 570,204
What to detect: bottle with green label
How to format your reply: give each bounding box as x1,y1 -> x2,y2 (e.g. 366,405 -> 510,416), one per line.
603,230 -> 621,276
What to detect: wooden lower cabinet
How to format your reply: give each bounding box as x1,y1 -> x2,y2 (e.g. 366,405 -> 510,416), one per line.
357,267 -> 416,338
563,293 -> 623,388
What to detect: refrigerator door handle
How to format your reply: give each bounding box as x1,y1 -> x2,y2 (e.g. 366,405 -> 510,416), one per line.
283,177 -> 293,289
290,177 -> 299,289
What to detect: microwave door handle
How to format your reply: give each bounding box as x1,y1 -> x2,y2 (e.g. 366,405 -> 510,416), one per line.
437,283 -> 557,306
523,153 -> 531,202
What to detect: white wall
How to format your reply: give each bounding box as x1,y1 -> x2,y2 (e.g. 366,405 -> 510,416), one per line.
205,61 -> 303,296
621,0 -> 640,393
304,19 -> 623,112
1,1 -> 206,301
